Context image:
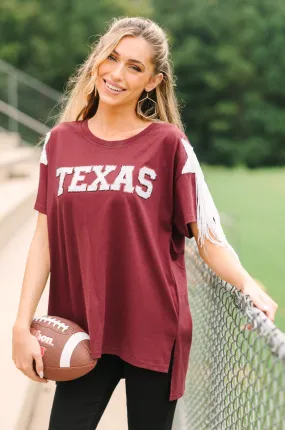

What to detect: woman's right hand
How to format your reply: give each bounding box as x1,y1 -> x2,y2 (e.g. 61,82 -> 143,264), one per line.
12,325 -> 48,383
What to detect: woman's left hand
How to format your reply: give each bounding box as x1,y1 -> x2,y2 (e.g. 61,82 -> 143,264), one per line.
240,279 -> 278,331
189,224 -> 279,332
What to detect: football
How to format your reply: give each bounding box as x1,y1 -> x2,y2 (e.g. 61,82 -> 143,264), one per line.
30,315 -> 97,381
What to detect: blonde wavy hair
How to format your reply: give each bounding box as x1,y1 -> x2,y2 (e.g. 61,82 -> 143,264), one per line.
49,16 -> 185,134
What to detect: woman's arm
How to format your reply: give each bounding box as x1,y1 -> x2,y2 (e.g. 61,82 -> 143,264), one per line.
189,221 -> 278,324
12,212 -> 50,383
13,212 -> 50,332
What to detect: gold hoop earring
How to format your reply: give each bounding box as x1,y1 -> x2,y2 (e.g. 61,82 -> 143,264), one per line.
136,91 -> 157,119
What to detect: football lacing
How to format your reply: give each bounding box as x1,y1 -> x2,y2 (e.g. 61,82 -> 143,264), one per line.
33,316 -> 69,332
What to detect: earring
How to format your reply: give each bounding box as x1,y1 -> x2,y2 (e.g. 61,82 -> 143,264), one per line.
137,91 -> 157,119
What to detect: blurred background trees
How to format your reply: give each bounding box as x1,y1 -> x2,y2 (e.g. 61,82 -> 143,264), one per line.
1,0 -> 285,167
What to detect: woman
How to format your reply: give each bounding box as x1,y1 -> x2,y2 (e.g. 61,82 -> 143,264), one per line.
12,16 -> 278,430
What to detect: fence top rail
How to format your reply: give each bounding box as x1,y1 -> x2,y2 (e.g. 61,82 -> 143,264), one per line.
0,100 -> 50,135
185,239 -> 285,364
0,58 -> 62,102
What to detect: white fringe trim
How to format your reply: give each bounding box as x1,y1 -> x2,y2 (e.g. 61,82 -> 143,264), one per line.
39,131 -> 51,165
181,138 -> 239,259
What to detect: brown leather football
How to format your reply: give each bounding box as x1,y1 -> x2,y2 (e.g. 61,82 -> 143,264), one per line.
30,315 -> 97,381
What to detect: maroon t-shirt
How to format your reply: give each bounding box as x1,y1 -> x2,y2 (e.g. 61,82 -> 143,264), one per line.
34,119 -> 197,400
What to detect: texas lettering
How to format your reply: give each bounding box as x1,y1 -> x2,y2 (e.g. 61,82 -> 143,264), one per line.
56,164 -> 157,200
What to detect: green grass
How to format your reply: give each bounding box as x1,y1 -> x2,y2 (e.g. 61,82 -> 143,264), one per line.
202,166 -> 285,332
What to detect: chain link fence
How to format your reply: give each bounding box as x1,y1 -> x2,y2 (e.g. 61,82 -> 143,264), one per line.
173,238 -> 285,430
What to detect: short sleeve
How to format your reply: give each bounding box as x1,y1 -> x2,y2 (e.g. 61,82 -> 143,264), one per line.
173,172 -> 197,238
172,133 -> 239,259
34,131 -> 51,215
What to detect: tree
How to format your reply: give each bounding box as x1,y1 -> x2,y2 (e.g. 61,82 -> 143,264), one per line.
153,0 -> 285,167
1,0 -> 152,90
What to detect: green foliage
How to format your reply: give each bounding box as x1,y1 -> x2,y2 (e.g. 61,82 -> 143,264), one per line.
0,0 -> 152,90
153,0 -> 285,167
1,0 -> 285,166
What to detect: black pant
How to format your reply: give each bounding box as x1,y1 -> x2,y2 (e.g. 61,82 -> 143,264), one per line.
48,345 -> 177,430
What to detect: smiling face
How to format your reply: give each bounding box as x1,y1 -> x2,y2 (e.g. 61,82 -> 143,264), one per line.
95,36 -> 163,109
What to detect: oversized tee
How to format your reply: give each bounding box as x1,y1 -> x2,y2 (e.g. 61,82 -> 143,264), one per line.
34,119 -> 198,401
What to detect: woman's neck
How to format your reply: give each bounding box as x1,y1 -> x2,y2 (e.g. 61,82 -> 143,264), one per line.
87,119 -> 153,141
89,104 -> 151,139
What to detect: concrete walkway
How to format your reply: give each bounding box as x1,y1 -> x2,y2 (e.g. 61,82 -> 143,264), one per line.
0,212 -> 48,429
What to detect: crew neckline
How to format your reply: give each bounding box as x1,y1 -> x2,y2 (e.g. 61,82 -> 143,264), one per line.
81,119 -> 157,148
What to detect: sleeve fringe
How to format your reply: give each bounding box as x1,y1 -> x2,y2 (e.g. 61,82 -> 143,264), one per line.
39,131 -> 51,165
181,138 -> 239,260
